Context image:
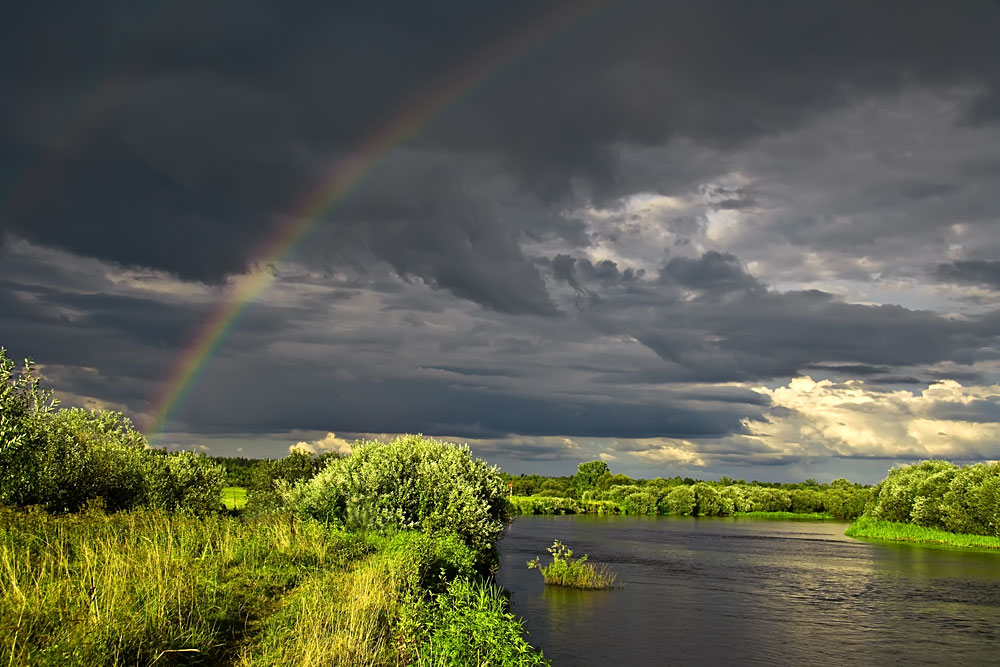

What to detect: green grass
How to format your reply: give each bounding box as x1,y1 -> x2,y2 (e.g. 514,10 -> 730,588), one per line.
0,506 -> 547,666
527,540 -> 617,590
0,506 -> 371,665
222,486 -> 248,510
734,511 -> 836,520
846,516 -> 1000,550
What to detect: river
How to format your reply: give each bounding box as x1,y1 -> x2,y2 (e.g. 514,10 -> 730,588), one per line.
496,515 -> 1000,666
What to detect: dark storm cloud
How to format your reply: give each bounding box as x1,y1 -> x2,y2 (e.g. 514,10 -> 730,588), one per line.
658,251 -> 762,294
177,372 -> 751,440
935,260 -> 1000,288
555,251 -> 1000,383
4,0 -> 1000,315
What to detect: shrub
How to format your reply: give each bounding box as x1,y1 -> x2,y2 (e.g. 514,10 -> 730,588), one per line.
867,460 -> 958,523
1,349 -> 226,516
526,540 -> 616,590
662,485 -> 696,515
246,450 -> 336,512
941,463 -> 1000,537
693,482 -> 734,516
623,491 -> 659,515
288,435 -> 511,555
411,577 -> 549,666
148,451 -> 227,516
40,408 -> 153,512
0,351 -> 56,507
509,495 -> 582,515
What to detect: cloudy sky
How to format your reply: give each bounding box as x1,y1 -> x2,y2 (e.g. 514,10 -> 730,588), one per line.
2,1 -> 1000,483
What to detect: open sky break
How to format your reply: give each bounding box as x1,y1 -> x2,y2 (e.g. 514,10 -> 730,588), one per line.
2,0 -> 1000,483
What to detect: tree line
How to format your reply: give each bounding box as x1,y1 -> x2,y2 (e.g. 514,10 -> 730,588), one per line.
504,460 -> 872,519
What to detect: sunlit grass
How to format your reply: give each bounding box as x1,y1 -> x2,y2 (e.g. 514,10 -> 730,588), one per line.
0,506 -> 370,665
846,517 -> 1000,550
222,486 -> 248,510
237,555 -> 402,667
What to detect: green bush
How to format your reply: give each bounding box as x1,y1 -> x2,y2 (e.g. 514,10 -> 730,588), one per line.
867,460 -> 958,523
148,451 -> 227,515
411,577 -> 549,666
941,463 -> 1000,537
288,435 -> 511,555
662,485 -> 696,515
623,491 -> 659,515
693,482 -> 734,516
0,351 -> 56,507
40,408 -> 153,512
510,495 -> 582,515
0,348 -> 225,516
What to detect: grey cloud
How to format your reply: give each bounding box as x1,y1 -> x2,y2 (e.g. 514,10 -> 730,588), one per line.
4,0 -> 1000,311
935,260 -> 1000,288
658,251 -> 763,294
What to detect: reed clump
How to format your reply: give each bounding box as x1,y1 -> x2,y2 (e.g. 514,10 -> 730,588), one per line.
527,540 -> 617,590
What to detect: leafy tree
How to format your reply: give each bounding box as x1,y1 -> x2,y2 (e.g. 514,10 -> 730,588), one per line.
0,348 -> 226,515
693,483 -> 734,516
596,473 -> 634,491
575,460 -> 610,489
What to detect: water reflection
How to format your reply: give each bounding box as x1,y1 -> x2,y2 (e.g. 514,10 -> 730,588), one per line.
498,516 -> 1000,666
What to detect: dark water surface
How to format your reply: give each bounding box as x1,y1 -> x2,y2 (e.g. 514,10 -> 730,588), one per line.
496,515 -> 1000,666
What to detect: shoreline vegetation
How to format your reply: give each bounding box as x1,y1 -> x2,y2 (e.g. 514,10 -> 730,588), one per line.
846,517 -> 1000,550
5,348 -> 1000,664
1,349 -> 548,666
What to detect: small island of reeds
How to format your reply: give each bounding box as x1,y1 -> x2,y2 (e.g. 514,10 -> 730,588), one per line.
527,540 -> 618,589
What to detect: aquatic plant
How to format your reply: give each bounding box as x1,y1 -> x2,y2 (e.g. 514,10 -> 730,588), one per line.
527,540 -> 617,590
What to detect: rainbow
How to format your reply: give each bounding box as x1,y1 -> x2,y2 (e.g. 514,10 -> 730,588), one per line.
147,1 -> 614,439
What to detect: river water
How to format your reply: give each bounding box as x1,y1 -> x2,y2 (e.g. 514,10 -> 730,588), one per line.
496,515 -> 1000,666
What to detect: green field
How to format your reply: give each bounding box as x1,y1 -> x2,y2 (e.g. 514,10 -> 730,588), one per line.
221,486 -> 247,510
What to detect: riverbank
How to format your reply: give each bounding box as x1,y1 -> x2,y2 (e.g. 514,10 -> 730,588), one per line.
510,495 -> 840,519
734,511 -> 835,520
846,516 -> 1000,550
0,506 -> 548,666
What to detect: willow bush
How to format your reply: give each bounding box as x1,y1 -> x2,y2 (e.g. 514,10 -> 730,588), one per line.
287,435 -> 511,555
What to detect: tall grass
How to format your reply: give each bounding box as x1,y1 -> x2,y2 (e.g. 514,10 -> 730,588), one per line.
846,516 -> 1000,550
237,557 -> 402,667
527,540 -> 617,590
1,507 -> 548,665
0,506 -> 370,665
